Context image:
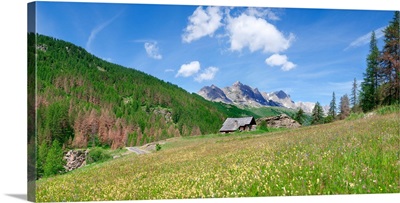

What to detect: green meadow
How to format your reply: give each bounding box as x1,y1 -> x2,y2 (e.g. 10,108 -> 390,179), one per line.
36,111 -> 399,202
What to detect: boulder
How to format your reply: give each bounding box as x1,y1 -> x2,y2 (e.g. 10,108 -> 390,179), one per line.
64,149 -> 88,172
256,114 -> 301,129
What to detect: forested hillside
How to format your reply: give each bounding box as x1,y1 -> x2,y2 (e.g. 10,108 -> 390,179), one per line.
30,34 -> 234,150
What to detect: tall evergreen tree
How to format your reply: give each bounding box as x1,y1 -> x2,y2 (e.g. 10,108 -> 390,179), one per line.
45,102 -> 74,144
360,31 -> 380,112
339,94 -> 350,120
311,102 -> 324,125
328,92 -> 337,119
44,140 -> 65,177
379,11 -> 400,105
350,78 -> 359,112
294,108 -> 305,125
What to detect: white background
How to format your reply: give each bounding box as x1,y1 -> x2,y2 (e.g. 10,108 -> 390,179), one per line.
0,0 -> 398,203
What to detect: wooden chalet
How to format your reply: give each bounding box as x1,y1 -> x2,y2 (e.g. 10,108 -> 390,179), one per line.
219,117 -> 257,133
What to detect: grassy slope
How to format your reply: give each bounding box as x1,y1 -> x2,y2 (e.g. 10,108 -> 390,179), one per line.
247,106 -> 298,118
207,101 -> 259,118
36,112 -> 399,201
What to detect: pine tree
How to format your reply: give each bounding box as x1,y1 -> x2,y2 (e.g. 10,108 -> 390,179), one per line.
350,78 -> 359,112
360,31 -> 380,112
328,92 -> 337,119
44,140 -> 65,177
379,11 -> 400,105
294,108 -> 305,125
311,102 -> 324,125
45,102 -> 74,144
339,94 -> 350,120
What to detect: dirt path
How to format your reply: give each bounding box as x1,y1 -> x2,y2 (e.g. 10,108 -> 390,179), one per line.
126,147 -> 150,155
124,138 -> 180,155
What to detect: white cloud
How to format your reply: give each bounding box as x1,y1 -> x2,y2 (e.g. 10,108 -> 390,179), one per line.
226,11 -> 294,53
175,61 -> 218,82
195,66 -> 219,82
182,6 -> 223,43
176,61 -> 201,77
86,11 -> 122,51
265,54 -> 296,71
164,69 -> 174,72
246,8 -> 280,20
345,26 -> 385,50
144,42 -> 162,59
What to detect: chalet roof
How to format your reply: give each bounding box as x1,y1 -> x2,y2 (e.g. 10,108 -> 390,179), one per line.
219,117 -> 256,132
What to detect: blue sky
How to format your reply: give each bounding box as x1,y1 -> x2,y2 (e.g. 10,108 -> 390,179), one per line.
35,2 -> 394,106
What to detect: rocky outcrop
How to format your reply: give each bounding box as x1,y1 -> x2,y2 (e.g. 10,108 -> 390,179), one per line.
256,114 -> 301,129
36,44 -> 47,52
64,150 -> 88,172
153,107 -> 173,123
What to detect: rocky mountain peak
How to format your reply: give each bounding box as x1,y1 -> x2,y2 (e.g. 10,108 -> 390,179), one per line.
198,85 -> 232,104
221,81 -> 273,107
274,90 -> 289,99
233,81 -> 243,86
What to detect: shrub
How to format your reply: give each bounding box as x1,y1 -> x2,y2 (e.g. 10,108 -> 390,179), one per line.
87,148 -> 112,164
258,120 -> 269,132
346,112 -> 365,121
376,104 -> 400,115
324,115 -> 333,123
156,144 -> 162,151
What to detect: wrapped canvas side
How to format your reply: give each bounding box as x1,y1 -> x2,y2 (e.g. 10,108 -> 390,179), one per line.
27,2 -> 37,202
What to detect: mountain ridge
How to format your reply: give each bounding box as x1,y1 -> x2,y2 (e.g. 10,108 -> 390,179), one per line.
198,82 -> 328,114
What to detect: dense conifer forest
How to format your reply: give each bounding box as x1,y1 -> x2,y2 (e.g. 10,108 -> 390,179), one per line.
29,34 -> 238,150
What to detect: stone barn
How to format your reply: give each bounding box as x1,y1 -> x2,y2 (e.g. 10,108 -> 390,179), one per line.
219,117 -> 257,133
